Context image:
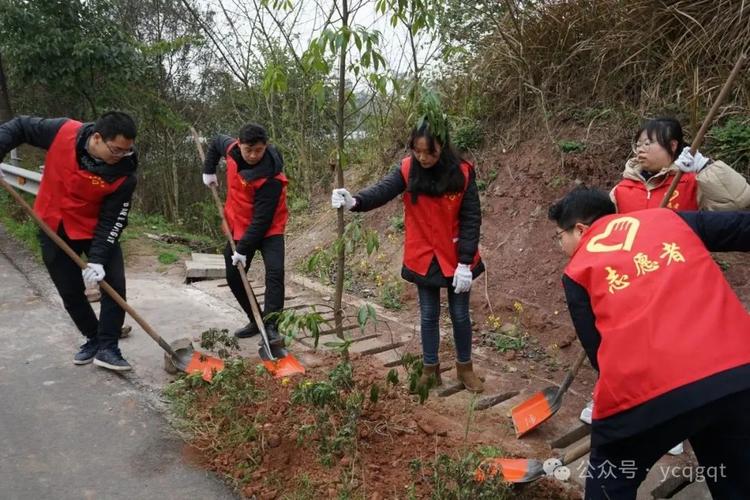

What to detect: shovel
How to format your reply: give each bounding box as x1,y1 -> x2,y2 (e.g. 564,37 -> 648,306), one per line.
0,177 -> 224,381
660,52 -> 747,208
511,349 -> 587,437
191,128 -> 304,378
475,439 -> 591,484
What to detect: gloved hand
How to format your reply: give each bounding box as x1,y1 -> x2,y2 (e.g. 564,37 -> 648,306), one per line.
0,166 -> 5,181
82,263 -> 105,287
674,146 -> 709,173
452,263 -> 473,293
231,251 -> 246,267
202,173 -> 218,187
331,188 -> 356,210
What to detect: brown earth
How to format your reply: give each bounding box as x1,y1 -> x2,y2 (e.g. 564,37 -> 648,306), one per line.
176,352 -> 580,500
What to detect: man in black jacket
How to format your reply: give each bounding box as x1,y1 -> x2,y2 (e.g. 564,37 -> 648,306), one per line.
0,112 -> 137,371
202,123 -> 288,344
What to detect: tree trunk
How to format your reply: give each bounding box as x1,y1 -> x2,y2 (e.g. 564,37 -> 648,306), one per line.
0,52 -> 14,123
333,0 -> 349,341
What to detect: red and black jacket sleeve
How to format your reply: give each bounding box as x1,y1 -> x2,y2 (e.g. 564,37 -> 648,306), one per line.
87,175 -> 137,264
202,134 -> 235,174
351,165 -> 406,212
0,116 -> 67,159
457,168 -> 481,264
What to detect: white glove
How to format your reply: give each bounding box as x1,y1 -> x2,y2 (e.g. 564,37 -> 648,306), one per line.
674,147 -> 709,173
202,173 -> 218,187
0,166 -> 5,180
331,188 -> 356,210
452,263 -> 473,293
82,263 -> 105,287
231,251 -> 246,267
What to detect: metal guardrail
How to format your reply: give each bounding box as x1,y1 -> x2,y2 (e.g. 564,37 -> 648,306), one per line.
0,162 -> 41,196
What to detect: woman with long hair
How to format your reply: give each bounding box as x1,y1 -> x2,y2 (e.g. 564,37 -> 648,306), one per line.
331,118 -> 485,393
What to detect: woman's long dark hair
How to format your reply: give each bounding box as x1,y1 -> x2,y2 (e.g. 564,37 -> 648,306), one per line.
406,120 -> 465,202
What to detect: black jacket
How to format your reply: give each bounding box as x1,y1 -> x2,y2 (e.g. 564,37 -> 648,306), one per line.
0,116 -> 138,264
203,134 -> 285,255
352,163 -> 483,287
563,210 -> 750,446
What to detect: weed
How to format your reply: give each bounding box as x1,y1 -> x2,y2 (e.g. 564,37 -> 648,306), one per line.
389,214 -> 405,232
453,119 -> 484,151
291,363 -> 366,467
269,308 -> 329,348
199,328 -> 240,360
427,451 -> 513,499
158,251 -> 179,264
558,139 -> 586,153
708,117 -> 750,176
379,279 -> 404,310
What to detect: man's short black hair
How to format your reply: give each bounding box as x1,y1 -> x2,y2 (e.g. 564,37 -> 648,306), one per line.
94,111 -> 137,140
238,123 -> 268,145
548,186 -> 616,230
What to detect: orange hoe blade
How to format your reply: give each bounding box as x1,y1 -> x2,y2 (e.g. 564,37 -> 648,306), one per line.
511,349 -> 588,437
475,440 -> 591,484
260,344 -> 305,378
185,352 -> 225,382
511,387 -> 558,437
475,458 -> 544,483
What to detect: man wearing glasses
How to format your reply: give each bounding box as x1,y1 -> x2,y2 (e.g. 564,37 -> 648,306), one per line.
0,111 -> 138,371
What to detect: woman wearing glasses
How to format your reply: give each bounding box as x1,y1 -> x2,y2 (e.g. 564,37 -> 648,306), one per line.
610,117 -> 750,213
581,116 -> 750,450
331,116 -> 485,393
0,111 -> 138,371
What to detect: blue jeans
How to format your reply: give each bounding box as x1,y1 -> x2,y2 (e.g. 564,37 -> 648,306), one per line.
417,285 -> 473,365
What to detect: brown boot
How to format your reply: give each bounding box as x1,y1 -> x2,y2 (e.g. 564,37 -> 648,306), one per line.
456,360 -> 484,393
417,362 -> 442,390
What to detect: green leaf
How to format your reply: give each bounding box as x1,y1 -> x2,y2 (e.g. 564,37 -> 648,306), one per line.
370,384 -> 380,403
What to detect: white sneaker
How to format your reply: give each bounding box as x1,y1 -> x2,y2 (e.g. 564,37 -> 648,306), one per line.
667,442 -> 684,456
580,400 -> 594,425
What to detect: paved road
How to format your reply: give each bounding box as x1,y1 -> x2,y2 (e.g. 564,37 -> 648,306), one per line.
0,226 -> 237,500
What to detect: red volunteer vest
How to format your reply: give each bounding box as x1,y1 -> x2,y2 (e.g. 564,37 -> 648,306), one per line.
224,142 -> 288,240
565,209 -> 750,420
33,120 -> 126,239
399,157 -> 481,277
613,173 -> 699,213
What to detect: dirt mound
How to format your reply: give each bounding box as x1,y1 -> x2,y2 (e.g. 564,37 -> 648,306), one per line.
169,352 -> 579,499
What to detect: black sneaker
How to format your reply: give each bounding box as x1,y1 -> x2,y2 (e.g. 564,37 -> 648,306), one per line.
260,322 -> 284,347
73,338 -> 99,365
234,322 -> 259,338
93,347 -> 132,372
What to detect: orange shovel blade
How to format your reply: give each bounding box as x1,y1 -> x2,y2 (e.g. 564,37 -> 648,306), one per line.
511,388 -> 556,437
185,352 -> 225,382
262,355 -> 306,378
475,458 -> 543,483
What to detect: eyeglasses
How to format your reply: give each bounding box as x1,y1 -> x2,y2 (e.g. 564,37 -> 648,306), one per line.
552,227 -> 568,246
104,142 -> 135,158
631,139 -> 657,154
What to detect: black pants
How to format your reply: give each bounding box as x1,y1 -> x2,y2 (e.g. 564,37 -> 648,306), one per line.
585,389 -> 750,499
223,235 -> 284,323
39,228 -> 126,349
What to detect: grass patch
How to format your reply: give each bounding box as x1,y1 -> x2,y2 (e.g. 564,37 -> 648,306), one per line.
0,190 -> 41,258
158,251 -> 179,264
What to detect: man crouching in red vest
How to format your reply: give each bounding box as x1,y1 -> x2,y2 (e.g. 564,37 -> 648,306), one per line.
0,112 -> 138,371
549,186 -> 750,499
201,123 -> 288,345
331,117 -> 485,392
